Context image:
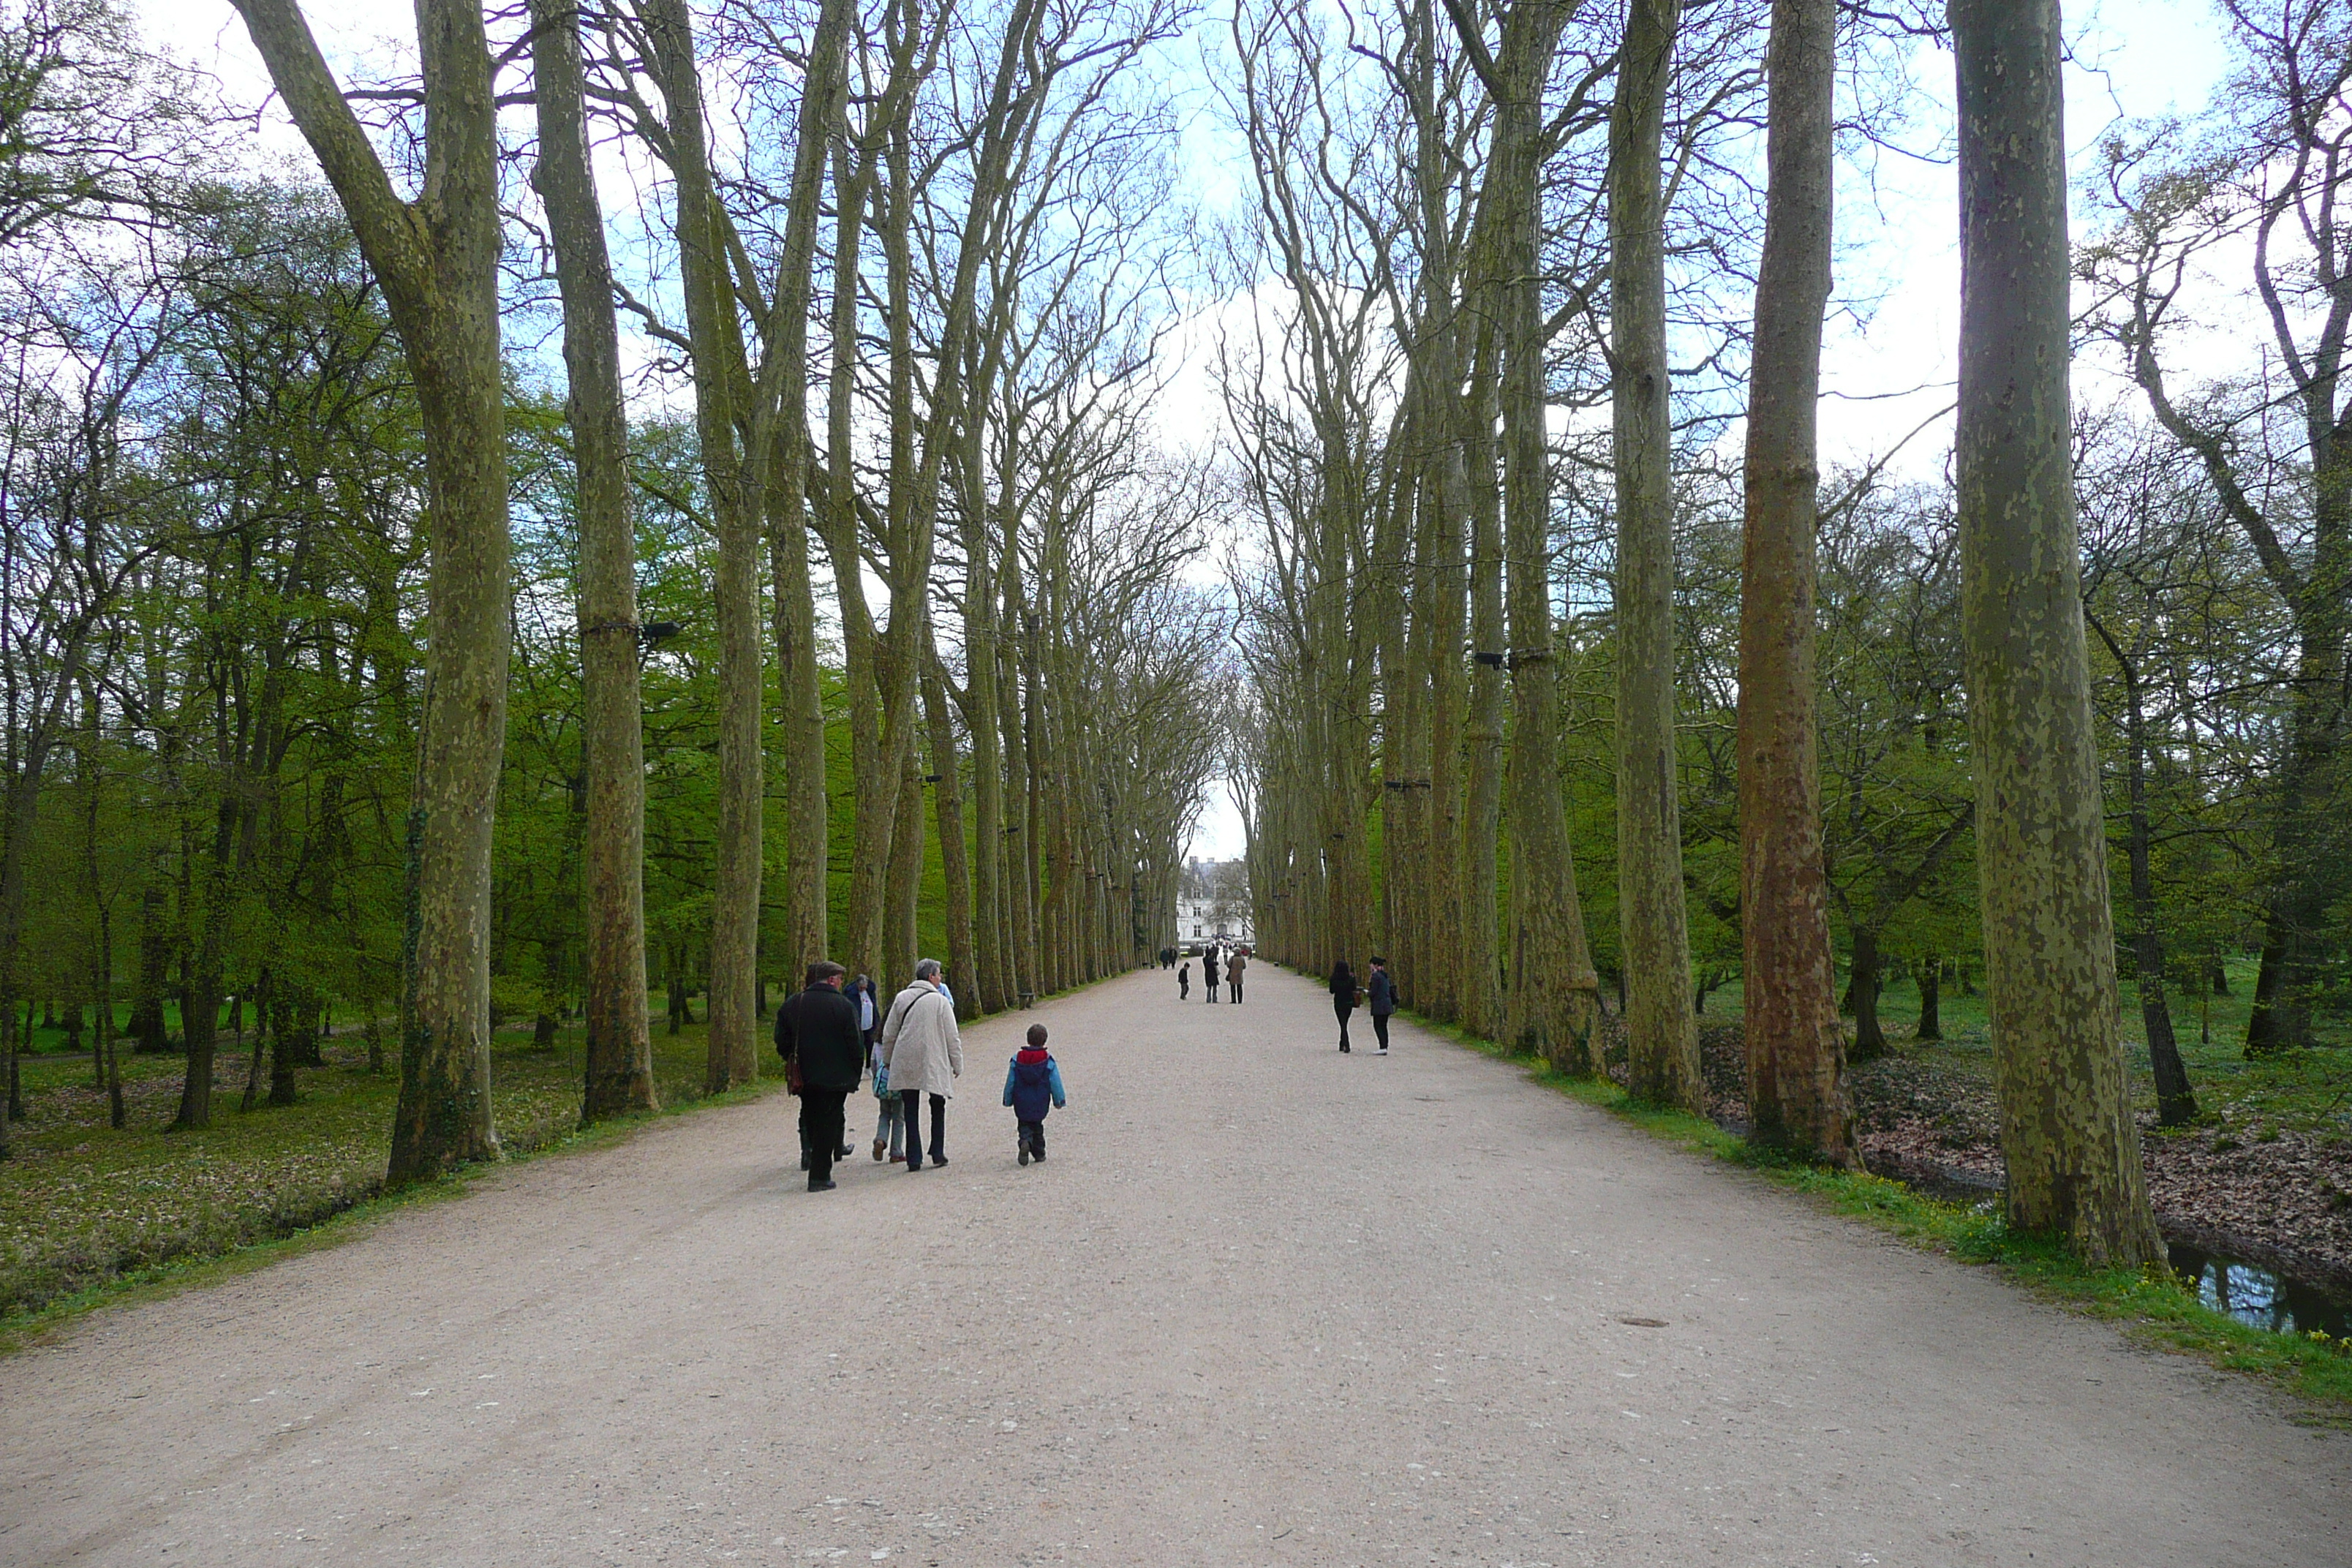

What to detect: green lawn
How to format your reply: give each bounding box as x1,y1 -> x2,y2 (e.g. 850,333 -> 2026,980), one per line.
1701,958 -> 2352,1141
0,1000 -> 761,1320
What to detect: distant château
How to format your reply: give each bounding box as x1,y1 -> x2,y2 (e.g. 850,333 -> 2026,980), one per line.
1175,856 -> 1252,946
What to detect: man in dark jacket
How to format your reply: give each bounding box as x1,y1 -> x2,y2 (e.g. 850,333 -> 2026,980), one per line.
1367,957 -> 1396,1055
774,960 -> 864,1191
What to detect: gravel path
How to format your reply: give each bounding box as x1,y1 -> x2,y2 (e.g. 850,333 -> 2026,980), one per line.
2,964 -> 2345,1567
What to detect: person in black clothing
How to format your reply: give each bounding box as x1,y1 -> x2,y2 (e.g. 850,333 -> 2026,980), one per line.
1178,960 -> 1191,1000
774,960 -> 865,1191
1367,957 -> 1395,1055
1329,960 -> 1357,1052
1203,947 -> 1221,1003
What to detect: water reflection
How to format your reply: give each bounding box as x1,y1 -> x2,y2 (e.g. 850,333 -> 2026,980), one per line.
2168,1242 -> 2352,1339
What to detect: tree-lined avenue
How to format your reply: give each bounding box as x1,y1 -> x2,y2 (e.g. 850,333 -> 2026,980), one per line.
1,965 -> 2342,1566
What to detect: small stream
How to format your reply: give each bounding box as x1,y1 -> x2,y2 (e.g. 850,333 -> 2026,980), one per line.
2167,1242 -> 2352,1339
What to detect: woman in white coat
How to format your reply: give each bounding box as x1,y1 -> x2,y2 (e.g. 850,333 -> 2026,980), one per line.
881,958 -> 963,1170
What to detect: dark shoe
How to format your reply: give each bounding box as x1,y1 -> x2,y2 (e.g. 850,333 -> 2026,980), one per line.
1340,1043 -> 1350,1053
1019,1145 -> 1031,1166
807,1178 -> 837,1192
931,1154 -> 949,1167
872,1139 -> 886,1161
1032,1148 -> 1046,1162
837,1144 -> 854,1159
905,1159 -> 924,1172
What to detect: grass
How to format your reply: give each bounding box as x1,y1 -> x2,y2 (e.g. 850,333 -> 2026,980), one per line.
1413,1005 -> 2352,1417
1704,959 -> 2352,1142
0,1000 -> 781,1346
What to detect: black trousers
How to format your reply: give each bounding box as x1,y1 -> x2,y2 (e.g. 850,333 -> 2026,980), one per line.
1018,1117 -> 1047,1156
1372,1011 -> 1391,1051
1335,1000 -> 1353,1049
1207,978 -> 1219,1000
1229,976 -> 1243,1003
801,1088 -> 848,1185
900,1089 -> 947,1166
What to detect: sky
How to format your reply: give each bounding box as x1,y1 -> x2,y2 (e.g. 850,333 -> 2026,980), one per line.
134,0 -> 2244,868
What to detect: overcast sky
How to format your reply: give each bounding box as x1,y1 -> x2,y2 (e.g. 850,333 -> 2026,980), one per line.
135,0 -> 2242,867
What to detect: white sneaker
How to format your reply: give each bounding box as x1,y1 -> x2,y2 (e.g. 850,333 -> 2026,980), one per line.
1377,1047 -> 1389,1055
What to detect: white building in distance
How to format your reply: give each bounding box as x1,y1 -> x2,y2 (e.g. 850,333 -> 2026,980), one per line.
1175,856 -> 1252,946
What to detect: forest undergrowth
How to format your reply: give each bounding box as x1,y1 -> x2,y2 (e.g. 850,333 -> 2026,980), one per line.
1681,965 -> 2352,1290
0,1009 -> 764,1329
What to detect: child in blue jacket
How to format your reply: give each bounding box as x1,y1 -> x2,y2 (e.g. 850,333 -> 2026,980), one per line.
1002,1022 -> 1067,1166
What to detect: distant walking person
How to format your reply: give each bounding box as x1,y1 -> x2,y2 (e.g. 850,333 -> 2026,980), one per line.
881,959 -> 963,1170
1329,959 -> 1357,1053
1367,957 -> 1395,1055
1203,946 -> 1221,1003
853,973 -> 903,1163
1002,1022 -> 1068,1165
1226,949 -> 1247,1004
773,962 -> 864,1192
1178,960 -> 1191,1000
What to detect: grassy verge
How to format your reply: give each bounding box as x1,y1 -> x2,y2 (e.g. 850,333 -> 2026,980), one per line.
1417,1009 -> 2352,1418
1709,957 -> 2352,1139
0,1013 -> 784,1352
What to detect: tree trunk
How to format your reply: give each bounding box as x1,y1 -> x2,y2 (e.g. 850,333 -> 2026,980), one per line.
924,645 -> 979,1019
268,979 -> 301,1108
233,0 -> 512,1183
1736,0 -> 1854,1161
529,0 -> 656,1123
1610,0 -> 1703,1111
1458,330 -> 1507,1041
130,876 -> 170,1052
638,0 -> 761,1097
962,504 -> 1009,1013
1914,957 -> 1941,1041
1953,0 -> 2162,1266
886,762 -> 924,987
1848,925 -> 1885,1063
1493,0 -> 1600,1070
2093,625 -> 2196,1124
766,0 -> 853,995
240,968 -> 269,1115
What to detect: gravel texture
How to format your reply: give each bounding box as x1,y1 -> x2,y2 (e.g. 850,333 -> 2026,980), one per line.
1,963 -> 2345,1566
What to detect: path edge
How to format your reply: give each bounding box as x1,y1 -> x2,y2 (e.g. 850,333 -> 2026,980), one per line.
1396,999 -> 2352,1422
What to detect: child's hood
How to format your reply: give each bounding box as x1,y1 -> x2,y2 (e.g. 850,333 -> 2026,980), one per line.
1014,1045 -> 1052,1067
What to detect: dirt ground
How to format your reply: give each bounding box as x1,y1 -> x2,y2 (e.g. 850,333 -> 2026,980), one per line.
1,965 -> 2345,1567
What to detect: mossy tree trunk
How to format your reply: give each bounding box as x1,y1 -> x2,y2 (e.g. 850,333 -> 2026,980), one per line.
1481,0 -> 1602,1068
529,0 -> 655,1123
1609,0 -> 1703,1111
232,0 -> 510,1183
1952,0 -> 2163,1267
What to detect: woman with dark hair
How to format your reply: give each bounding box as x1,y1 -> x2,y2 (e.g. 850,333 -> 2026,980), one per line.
1328,959 -> 1357,1053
